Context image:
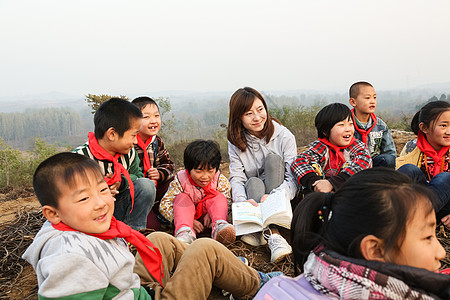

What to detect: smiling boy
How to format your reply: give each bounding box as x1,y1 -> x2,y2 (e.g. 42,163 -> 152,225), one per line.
349,81 -> 397,168
73,98 -> 155,230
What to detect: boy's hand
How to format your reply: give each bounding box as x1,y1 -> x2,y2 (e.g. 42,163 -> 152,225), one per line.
203,213 -> 212,228
105,173 -> 120,196
193,219 -> 204,233
245,199 -> 259,207
313,179 -> 333,193
147,168 -> 161,181
442,214 -> 450,228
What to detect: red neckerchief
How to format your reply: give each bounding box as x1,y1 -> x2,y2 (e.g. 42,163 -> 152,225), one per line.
417,131 -> 449,178
318,137 -> 355,171
88,132 -> 135,211
52,217 -> 164,286
136,134 -> 154,177
351,109 -> 377,144
186,170 -> 219,220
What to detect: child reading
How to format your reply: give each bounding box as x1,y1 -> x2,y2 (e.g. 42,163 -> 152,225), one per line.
291,103 -> 372,194
159,140 -> 235,245
256,168 -> 450,299
349,81 -> 397,168
73,98 -> 156,230
132,96 -> 175,229
227,87 -> 297,263
23,152 -> 282,299
397,100 -> 450,228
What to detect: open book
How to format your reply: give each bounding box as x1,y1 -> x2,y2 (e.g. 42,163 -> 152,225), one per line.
232,189 -> 292,236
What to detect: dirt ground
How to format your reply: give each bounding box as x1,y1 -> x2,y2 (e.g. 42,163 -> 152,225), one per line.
1,130 -> 444,300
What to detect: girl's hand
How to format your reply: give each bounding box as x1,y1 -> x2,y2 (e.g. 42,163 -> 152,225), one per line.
193,220 -> 204,234
260,194 -> 269,203
203,213 -> 212,228
245,199 -> 259,206
313,179 -> 333,193
147,168 -> 161,181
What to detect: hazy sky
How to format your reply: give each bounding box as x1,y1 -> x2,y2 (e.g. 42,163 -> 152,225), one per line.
1,0 -> 449,98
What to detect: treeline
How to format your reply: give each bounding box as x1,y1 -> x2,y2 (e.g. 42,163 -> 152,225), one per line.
0,107 -> 88,146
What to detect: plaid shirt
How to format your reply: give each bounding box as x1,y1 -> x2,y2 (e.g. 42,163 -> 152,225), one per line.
291,139 -> 371,189
134,135 -> 175,184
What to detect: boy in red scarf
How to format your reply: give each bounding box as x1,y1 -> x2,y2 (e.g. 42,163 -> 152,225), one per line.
160,140 -> 235,245
132,97 -> 175,229
73,98 -> 156,230
23,152 -> 281,299
291,103 -> 372,194
349,81 -> 397,168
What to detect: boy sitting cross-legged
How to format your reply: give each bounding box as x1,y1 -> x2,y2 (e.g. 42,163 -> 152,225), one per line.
349,81 -> 397,168
73,97 -> 156,230
23,152 -> 282,299
159,140 -> 236,245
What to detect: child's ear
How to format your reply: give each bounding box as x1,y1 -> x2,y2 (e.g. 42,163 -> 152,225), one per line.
349,98 -> 357,107
105,127 -> 117,141
418,122 -> 428,134
360,235 -> 386,262
41,205 -> 62,225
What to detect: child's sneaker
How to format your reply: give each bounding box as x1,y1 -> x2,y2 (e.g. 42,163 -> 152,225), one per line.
175,226 -> 196,244
240,232 -> 267,246
212,220 -> 236,245
267,233 -> 292,263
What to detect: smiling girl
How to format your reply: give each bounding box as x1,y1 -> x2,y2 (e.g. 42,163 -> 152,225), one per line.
397,100 -> 450,228
291,103 -> 372,194
227,87 -> 298,263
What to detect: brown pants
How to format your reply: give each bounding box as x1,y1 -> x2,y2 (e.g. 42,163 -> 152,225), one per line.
134,232 -> 260,300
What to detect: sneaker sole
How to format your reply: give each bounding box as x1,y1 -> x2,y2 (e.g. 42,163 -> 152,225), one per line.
216,226 -> 236,245
240,234 -> 267,247
271,250 -> 292,264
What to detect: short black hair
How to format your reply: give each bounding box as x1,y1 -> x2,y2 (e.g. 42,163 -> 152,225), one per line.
315,103 -> 352,138
33,152 -> 104,208
349,81 -> 373,99
184,140 -> 221,172
94,98 -> 143,139
132,96 -> 160,111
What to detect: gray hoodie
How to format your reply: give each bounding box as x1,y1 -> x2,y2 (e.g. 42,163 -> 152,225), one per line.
228,121 -> 298,203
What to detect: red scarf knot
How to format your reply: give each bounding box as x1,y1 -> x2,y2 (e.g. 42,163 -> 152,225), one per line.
318,137 -> 355,173
351,109 -> 377,145
185,170 -> 219,220
417,131 -> 450,178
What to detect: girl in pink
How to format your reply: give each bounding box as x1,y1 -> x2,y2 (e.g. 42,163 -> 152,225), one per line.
159,140 -> 235,245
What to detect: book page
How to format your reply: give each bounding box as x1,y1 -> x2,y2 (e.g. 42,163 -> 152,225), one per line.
260,189 -> 287,223
232,202 -> 263,226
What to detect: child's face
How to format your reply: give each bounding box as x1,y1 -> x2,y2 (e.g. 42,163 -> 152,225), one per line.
139,104 -> 161,140
350,85 -> 377,116
328,116 -> 354,147
189,166 -> 216,188
420,110 -> 450,151
50,172 -> 115,234
389,201 -> 445,272
112,117 -> 141,155
241,98 -> 267,136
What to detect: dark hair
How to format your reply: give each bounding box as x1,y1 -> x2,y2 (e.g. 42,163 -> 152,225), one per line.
227,87 -> 278,152
132,96 -> 160,111
184,140 -> 221,172
349,81 -> 374,99
410,100 -> 450,135
315,103 -> 352,138
291,167 -> 438,275
33,152 -> 104,208
94,98 -> 143,139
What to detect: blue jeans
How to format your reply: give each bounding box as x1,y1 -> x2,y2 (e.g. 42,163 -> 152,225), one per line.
114,178 -> 156,230
373,154 -> 396,169
398,164 -> 450,220
245,153 -> 284,203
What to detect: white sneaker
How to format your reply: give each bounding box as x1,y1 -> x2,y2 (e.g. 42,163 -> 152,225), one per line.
240,232 -> 267,246
175,226 -> 196,244
267,233 -> 292,263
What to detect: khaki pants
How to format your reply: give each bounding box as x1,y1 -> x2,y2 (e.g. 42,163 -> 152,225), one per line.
134,232 -> 260,300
